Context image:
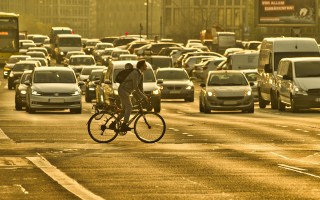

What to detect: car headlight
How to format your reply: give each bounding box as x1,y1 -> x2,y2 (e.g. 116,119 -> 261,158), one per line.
32,90 -> 41,96
293,85 -> 307,95
71,90 -> 81,96
9,72 -> 14,77
186,85 -> 193,90
20,90 -> 27,95
244,90 -> 252,96
88,87 -> 95,91
60,52 -> 64,56
207,90 -> 216,97
113,89 -> 119,95
152,88 -> 160,95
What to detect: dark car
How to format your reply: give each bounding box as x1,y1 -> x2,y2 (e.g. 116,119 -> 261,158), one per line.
84,69 -> 105,102
8,60 -> 40,90
14,70 -> 32,110
3,55 -> 31,78
155,68 -> 195,102
143,55 -> 174,70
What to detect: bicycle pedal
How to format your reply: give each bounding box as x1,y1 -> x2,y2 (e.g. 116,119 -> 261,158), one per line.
118,131 -> 127,136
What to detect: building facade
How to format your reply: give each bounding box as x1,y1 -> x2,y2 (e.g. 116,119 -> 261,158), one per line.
0,0 -> 319,43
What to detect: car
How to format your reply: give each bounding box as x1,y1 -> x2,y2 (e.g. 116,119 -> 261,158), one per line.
63,51 -> 85,66
182,55 -> 219,76
26,57 -> 48,67
93,42 -> 114,62
14,70 -> 33,110
78,66 -> 106,93
143,55 -> 174,70
26,47 -> 51,65
199,70 -> 254,113
276,57 -> 320,112
26,51 -> 46,60
95,60 -> 161,112
110,49 -> 130,60
67,55 -> 96,77
31,34 -> 49,47
8,60 -> 41,90
196,57 -> 227,81
3,55 -> 31,78
175,51 -> 224,68
83,39 -> 101,55
118,54 -> 138,61
126,41 -> 150,54
19,42 -> 36,54
241,69 -> 258,102
25,67 -> 83,114
84,69 -> 105,103
155,68 -> 195,102
134,42 -> 183,56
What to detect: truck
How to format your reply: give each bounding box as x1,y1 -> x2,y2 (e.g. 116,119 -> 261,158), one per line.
200,28 -> 236,54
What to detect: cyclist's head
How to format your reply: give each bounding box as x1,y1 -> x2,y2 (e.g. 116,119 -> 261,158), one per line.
125,63 -> 134,69
137,59 -> 147,72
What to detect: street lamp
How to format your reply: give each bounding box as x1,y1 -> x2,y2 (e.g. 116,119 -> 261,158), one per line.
145,0 -> 149,39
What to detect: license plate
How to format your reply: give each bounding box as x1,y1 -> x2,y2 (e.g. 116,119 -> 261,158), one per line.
170,90 -> 180,94
315,98 -> 320,102
49,98 -> 64,103
223,101 -> 237,105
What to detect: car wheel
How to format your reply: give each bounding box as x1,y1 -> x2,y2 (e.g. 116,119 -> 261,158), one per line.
278,96 -> 285,111
204,101 -> 211,114
185,97 -> 194,102
247,103 -> 254,113
70,108 -> 82,114
199,98 -> 204,112
270,90 -> 278,109
258,90 -> 268,109
290,96 -> 299,113
15,103 -> 22,110
85,95 -> 91,103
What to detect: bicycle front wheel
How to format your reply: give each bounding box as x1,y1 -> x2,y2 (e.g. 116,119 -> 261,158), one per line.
134,112 -> 166,143
87,112 -> 118,143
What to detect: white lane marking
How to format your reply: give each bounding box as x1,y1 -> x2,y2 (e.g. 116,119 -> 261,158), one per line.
0,128 -> 12,141
278,164 -> 320,179
14,184 -> 29,194
278,164 -> 306,171
27,155 -> 105,200
271,152 -> 320,165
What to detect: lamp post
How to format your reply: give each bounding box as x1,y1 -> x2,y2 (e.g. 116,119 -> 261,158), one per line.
145,0 -> 149,39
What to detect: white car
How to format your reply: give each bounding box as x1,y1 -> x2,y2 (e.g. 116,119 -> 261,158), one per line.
25,67 -> 83,113
199,70 -> 254,113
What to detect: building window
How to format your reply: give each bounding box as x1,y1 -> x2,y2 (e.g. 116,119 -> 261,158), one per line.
165,0 -> 172,5
210,0 -> 216,5
226,8 -> 232,26
202,0 -> 208,5
226,0 -> 232,6
194,0 -> 200,6
218,0 -> 224,6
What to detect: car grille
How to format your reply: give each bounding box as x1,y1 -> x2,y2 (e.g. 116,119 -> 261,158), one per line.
40,93 -> 73,96
308,89 -> 320,95
217,96 -> 244,101
166,86 -> 182,90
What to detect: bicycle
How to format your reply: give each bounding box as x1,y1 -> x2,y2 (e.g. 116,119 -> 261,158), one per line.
87,98 -> 166,143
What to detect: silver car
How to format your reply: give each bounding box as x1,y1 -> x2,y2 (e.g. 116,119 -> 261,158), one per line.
25,67 -> 83,113
199,70 -> 254,113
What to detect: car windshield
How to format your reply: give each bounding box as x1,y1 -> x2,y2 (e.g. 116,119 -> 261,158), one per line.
113,68 -> 155,83
156,70 -> 189,80
81,67 -> 102,75
208,73 -> 248,86
13,64 -> 35,71
21,73 -> 31,83
8,57 -> 27,63
89,71 -> 102,81
244,72 -> 258,81
295,61 -> 320,77
69,57 -> 94,65
274,52 -> 320,71
34,71 -> 76,83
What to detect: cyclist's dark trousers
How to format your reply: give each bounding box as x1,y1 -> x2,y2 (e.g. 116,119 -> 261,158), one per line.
118,87 -> 132,124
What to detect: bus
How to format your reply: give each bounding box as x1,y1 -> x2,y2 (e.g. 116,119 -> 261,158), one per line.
0,12 -> 19,67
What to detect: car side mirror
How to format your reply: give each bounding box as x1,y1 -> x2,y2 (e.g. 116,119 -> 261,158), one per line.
264,63 -> 272,73
157,79 -> 163,84
104,79 -> 112,84
282,75 -> 292,80
94,80 -> 101,85
200,82 -> 206,87
14,79 -> 20,84
24,80 -> 31,86
249,82 -> 254,86
78,81 -> 84,86
190,76 -> 197,81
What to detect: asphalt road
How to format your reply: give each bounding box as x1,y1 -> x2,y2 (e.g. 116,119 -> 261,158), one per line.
1,67 -> 320,200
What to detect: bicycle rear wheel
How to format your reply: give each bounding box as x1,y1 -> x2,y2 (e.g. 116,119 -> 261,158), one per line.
87,112 -> 118,143
134,112 -> 166,143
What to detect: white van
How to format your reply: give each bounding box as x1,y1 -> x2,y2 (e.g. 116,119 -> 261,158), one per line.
257,37 -> 320,109
276,57 -> 320,112
54,34 -> 82,64
218,50 -> 259,70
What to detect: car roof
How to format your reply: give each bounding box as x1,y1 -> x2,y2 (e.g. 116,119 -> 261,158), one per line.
156,67 -> 185,72
112,60 -> 152,69
16,60 -> 40,64
70,55 -> 94,58
34,66 -> 73,71
208,70 -> 244,75
280,57 -> 320,62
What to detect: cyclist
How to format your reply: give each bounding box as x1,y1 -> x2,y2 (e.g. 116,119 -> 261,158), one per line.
110,60 -> 149,132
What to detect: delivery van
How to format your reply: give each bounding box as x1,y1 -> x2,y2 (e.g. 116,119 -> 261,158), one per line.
257,37 -> 320,109
276,57 -> 320,112
54,34 -> 82,64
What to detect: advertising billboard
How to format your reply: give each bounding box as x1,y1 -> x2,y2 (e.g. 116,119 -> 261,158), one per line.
257,0 -> 317,26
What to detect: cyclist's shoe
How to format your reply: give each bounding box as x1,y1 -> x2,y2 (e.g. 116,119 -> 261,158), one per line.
120,124 -> 131,132
109,121 -> 116,130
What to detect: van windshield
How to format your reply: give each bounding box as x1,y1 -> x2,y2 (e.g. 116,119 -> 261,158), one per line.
274,52 -> 320,71
113,68 -> 155,83
59,38 -> 82,47
295,61 -> 320,78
